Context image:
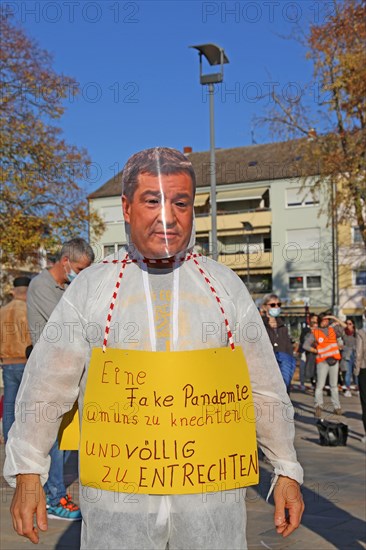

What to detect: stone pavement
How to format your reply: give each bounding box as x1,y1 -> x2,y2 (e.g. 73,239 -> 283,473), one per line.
1,384 -> 365,550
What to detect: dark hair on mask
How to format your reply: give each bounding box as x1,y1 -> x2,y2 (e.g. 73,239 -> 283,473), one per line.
121,147 -> 196,201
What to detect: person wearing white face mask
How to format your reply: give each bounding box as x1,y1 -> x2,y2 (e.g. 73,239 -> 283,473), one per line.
27,238 -> 94,343
25,238 -> 94,521
65,259 -> 78,282
261,294 -> 296,393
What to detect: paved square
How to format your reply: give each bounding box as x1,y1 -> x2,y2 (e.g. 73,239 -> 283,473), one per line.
1,386 -> 365,549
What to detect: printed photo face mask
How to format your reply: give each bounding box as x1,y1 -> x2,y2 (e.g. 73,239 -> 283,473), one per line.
122,148 -> 196,259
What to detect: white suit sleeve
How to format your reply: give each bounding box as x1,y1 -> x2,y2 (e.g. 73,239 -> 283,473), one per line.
4,279 -> 90,487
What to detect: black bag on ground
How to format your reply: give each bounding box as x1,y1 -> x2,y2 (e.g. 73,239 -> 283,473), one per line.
316,419 -> 348,446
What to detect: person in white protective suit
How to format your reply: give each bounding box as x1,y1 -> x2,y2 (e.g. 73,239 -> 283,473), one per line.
5,147 -> 304,549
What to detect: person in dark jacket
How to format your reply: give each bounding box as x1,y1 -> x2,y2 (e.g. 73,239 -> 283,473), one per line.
341,319 -> 357,397
262,294 -> 296,392
354,324 -> 366,443
297,314 -> 319,390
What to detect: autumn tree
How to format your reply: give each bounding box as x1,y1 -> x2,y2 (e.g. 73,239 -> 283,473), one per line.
0,13 -> 105,280
258,0 -> 366,247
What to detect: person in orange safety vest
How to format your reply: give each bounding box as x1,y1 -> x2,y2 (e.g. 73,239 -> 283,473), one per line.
302,313 -> 346,418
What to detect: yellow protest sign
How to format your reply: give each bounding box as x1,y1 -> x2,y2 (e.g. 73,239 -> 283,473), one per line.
58,401 -> 79,450
79,347 -> 258,495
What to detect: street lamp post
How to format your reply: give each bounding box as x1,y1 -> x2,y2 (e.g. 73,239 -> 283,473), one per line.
190,44 -> 229,261
242,221 -> 253,289
331,180 -> 339,316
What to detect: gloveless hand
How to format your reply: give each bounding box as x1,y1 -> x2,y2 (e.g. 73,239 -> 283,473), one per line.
10,473 -> 47,544
273,476 -> 304,537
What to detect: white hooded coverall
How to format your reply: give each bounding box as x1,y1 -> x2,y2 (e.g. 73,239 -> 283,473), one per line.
4,245 -> 303,549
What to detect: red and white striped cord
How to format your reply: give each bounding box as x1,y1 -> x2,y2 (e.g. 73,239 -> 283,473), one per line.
192,257 -> 235,350
102,253 -> 129,352
102,252 -> 202,265
102,251 -> 235,351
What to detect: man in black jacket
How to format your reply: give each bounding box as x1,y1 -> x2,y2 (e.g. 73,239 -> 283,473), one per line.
297,314 -> 319,390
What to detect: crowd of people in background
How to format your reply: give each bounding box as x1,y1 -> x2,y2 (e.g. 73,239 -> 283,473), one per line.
259,294 -> 366,442
0,238 -> 94,521
2,274 -> 366,447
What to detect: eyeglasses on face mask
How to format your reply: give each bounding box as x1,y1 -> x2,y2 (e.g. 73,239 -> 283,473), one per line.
268,302 -> 281,308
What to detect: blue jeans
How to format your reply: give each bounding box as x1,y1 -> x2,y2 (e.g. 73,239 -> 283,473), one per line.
274,351 -> 296,391
344,351 -> 357,387
2,363 -> 25,442
44,440 -> 68,505
2,364 -> 68,505
299,355 -> 305,385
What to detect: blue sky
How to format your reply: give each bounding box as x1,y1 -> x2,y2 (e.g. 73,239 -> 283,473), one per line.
6,0 -> 330,193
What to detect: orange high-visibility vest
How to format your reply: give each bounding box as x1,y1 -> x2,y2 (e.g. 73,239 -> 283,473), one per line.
312,326 -> 341,364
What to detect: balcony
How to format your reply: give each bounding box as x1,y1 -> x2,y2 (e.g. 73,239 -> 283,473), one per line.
195,209 -> 272,235
218,250 -> 273,273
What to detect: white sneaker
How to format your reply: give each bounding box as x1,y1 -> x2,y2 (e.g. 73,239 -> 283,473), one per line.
344,390 -> 352,397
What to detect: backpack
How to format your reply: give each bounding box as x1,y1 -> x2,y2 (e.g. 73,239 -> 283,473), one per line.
316,419 -> 348,446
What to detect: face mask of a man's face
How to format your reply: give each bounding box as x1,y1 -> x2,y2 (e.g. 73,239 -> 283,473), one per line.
122,172 -> 194,259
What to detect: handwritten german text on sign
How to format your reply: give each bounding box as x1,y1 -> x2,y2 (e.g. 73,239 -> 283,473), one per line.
80,347 -> 258,494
